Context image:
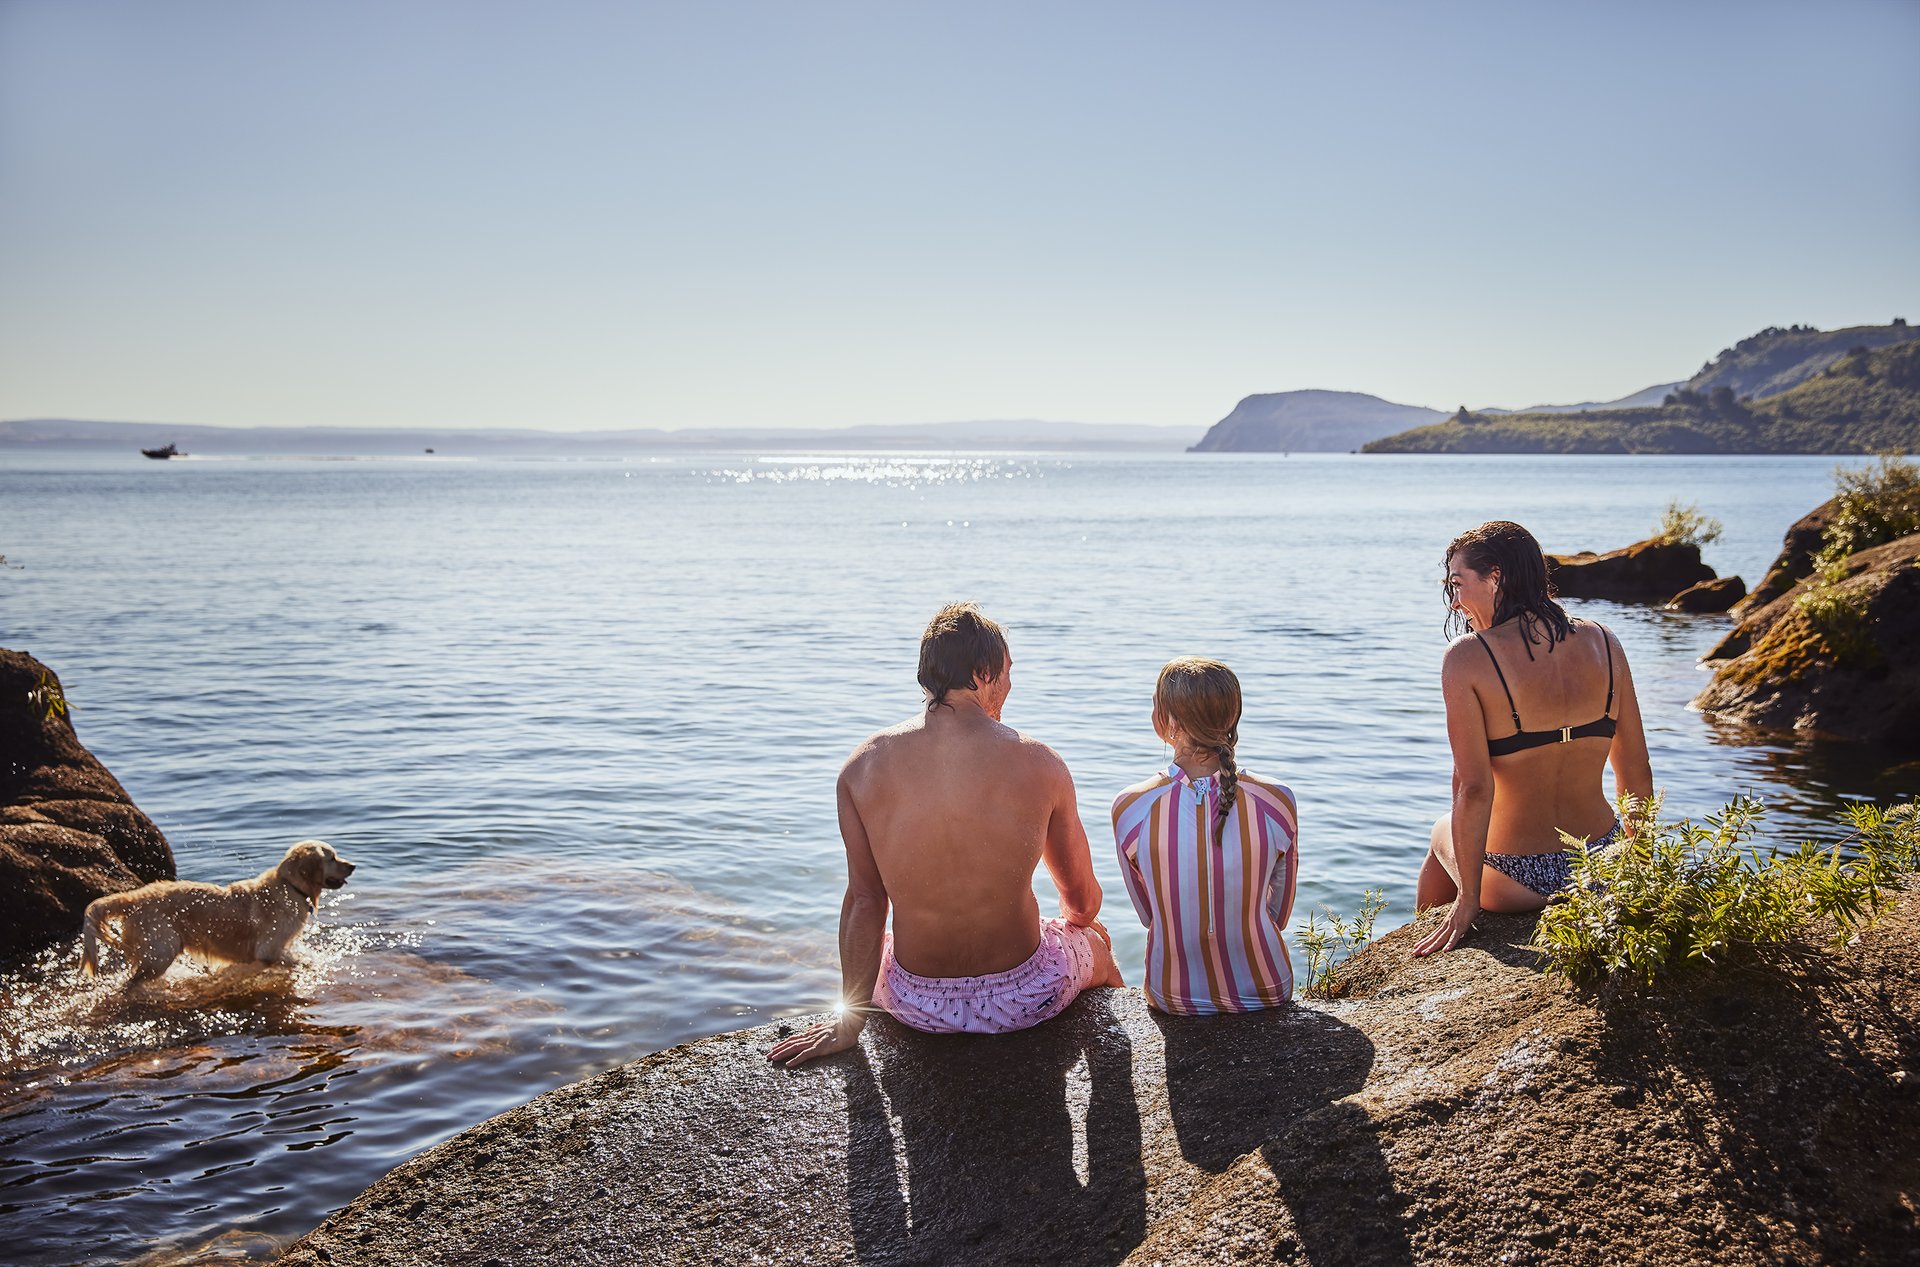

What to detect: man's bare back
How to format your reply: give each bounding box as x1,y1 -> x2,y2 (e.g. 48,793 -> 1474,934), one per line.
771,605 -> 1122,1067
846,704 -> 1095,978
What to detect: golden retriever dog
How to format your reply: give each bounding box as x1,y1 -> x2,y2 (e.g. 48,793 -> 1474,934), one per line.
81,839 -> 355,986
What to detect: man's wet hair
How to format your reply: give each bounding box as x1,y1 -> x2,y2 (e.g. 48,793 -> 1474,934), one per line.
918,602 -> 1009,709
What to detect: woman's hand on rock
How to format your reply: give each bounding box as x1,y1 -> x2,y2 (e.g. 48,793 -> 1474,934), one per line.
768,1011 -> 865,1067
1412,899 -> 1478,957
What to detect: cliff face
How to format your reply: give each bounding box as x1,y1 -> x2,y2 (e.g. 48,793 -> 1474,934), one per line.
277,891 -> 1920,1267
1188,391 -> 1443,452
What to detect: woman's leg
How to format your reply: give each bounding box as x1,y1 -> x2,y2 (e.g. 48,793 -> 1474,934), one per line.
1478,865 -> 1553,914
1419,815 -> 1553,914
1416,815 -> 1459,911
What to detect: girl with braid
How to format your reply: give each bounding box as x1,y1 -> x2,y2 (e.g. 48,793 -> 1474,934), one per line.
1111,658 -> 1299,1014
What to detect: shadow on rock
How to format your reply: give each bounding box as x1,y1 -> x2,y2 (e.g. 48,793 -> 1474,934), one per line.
843,991 -> 1147,1266
1157,1007 -> 1414,1267
1593,951 -> 1920,1265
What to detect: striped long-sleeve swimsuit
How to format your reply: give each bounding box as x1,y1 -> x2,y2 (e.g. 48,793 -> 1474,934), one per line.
1112,763 -> 1299,1014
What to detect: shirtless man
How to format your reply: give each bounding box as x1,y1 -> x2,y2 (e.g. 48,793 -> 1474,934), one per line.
769,603 -> 1124,1067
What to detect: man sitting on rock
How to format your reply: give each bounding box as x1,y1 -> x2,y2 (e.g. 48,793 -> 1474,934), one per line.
770,602 -> 1123,1066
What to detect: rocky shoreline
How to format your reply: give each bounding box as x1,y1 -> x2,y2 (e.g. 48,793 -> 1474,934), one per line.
276,893 -> 1920,1267
0,649 -> 174,963
1692,492 -> 1920,749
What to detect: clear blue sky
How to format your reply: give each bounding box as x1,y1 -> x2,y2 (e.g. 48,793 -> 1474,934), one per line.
2,0 -> 1916,431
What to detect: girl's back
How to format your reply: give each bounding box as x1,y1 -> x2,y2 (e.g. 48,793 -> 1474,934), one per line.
1114,767 -> 1298,1013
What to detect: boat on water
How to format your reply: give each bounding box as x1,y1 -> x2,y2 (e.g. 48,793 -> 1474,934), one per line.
140,443 -> 184,459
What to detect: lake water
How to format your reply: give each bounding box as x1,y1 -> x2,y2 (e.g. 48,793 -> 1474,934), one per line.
2,450 -> 1914,1265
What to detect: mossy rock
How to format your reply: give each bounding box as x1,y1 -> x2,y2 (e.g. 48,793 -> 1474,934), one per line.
1733,499 -> 1835,617
0,649 -> 174,962
1694,533 -> 1920,747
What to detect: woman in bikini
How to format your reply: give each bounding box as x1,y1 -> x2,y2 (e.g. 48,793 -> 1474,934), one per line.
1413,520 -> 1653,957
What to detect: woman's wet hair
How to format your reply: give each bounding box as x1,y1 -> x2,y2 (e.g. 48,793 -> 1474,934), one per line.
918,602 -> 1009,709
1154,658 -> 1242,848
1443,520 -> 1573,655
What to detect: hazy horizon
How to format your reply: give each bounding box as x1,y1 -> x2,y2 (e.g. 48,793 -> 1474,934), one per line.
3,1 -> 1916,432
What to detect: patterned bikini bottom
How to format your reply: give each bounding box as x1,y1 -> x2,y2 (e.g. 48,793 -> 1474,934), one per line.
1482,820 -> 1623,896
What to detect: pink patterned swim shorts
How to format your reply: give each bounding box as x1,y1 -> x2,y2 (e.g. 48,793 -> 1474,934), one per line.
872,918 -> 1098,1035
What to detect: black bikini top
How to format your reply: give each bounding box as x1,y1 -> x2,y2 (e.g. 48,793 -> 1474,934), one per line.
1475,622 -> 1616,757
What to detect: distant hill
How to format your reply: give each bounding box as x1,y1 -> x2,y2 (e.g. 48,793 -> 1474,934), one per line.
1364,336 -> 1920,454
0,418 -> 1202,455
1486,381 -> 1682,415
1683,321 -> 1920,399
1187,390 -> 1443,452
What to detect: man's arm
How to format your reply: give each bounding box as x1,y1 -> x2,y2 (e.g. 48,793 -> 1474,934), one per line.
1039,747 -> 1103,927
770,766 -> 888,1067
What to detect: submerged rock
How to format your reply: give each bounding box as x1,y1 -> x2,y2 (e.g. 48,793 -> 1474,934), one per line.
1667,575 -> 1747,613
278,893 -> 1920,1266
1547,538 -> 1716,601
1693,533 -> 1920,748
0,650 -> 173,962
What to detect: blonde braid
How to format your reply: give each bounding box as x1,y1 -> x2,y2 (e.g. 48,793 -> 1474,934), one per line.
1154,657 -> 1244,851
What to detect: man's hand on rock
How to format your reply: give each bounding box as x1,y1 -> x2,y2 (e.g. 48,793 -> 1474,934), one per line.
768,1010 -> 865,1067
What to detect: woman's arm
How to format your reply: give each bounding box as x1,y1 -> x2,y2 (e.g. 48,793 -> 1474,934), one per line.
1605,628 -> 1654,828
1414,641 -> 1493,957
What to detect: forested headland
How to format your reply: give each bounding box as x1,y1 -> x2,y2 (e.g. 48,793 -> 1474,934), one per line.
1365,322 -> 1920,454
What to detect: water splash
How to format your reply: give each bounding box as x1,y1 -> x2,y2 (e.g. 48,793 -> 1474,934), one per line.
0,856 -> 835,1267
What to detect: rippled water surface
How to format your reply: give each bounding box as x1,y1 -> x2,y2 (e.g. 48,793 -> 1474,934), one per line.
2,451 -> 1914,1264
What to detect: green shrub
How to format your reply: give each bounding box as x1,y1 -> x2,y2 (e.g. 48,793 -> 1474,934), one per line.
1655,500 -> 1723,548
1299,887 -> 1387,999
1810,453 -> 1920,577
1793,583 -> 1878,665
1786,454 -> 1917,665
1532,795 -> 1919,989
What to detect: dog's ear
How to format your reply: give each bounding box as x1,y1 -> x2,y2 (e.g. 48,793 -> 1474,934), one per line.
281,841 -> 328,898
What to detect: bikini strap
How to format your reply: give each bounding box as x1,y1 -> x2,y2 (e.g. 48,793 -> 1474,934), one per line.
1474,633 -> 1523,730
1599,622 -> 1615,717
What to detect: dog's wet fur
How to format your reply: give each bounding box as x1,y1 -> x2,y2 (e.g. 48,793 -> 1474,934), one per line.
81,840 -> 356,986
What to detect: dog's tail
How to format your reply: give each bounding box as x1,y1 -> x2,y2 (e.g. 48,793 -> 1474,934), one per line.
80,897 -> 120,979
81,905 -> 102,978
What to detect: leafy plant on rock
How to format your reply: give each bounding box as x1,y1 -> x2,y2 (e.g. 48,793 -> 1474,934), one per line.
1532,794 -> 1919,990
26,671 -> 69,722
1655,500 -> 1723,549
1299,887 -> 1388,999
1810,453 -> 1920,575
1791,453 -> 1918,664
